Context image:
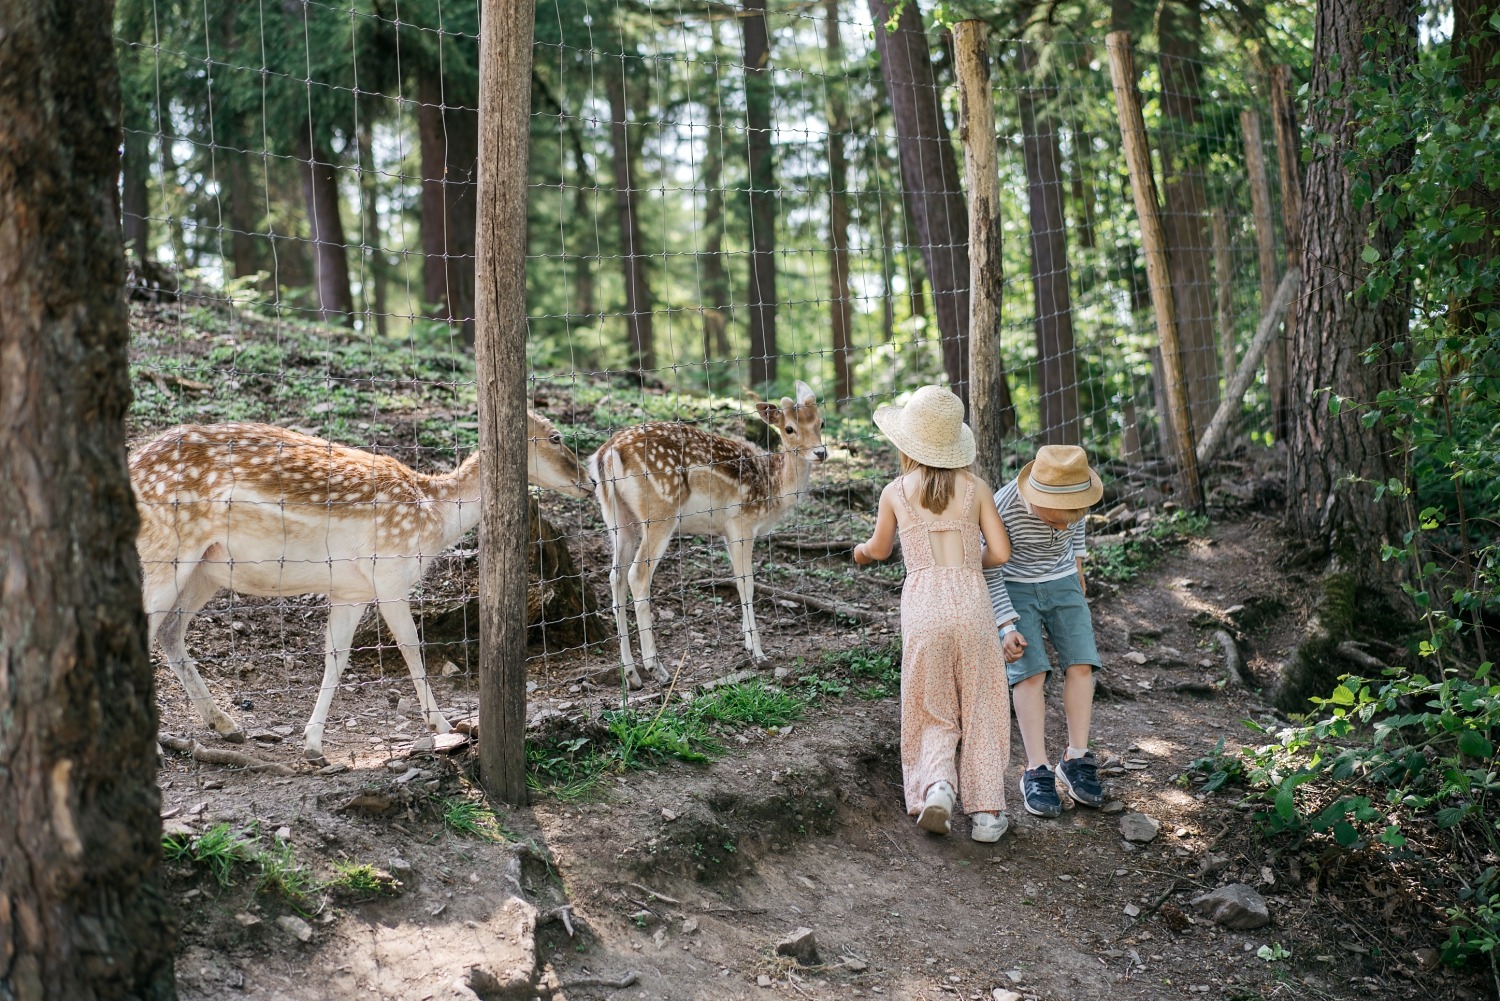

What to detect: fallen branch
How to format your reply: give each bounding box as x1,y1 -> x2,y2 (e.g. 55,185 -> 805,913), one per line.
761,535 -> 864,555
1336,640 -> 1389,672
1094,679 -> 1137,701
625,882 -> 680,906
1214,629 -> 1246,689
560,972 -> 638,991
158,735 -> 296,775
691,578 -> 891,624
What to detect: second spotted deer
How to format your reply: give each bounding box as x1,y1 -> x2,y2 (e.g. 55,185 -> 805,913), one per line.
590,381 -> 828,686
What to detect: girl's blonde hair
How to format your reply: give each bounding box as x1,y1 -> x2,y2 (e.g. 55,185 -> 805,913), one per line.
899,452 -> 970,513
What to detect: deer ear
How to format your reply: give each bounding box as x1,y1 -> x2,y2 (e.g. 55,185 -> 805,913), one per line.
755,401 -> 781,426
779,397 -> 795,414
794,380 -> 816,407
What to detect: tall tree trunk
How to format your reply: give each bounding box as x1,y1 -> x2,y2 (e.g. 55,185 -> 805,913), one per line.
357,116 -> 388,337
571,138 -> 597,328
121,128 -> 150,261
869,0 -> 972,401
879,191 -> 897,341
297,129 -> 354,326
606,52 -> 655,375
157,129 -> 188,270
741,0 -> 778,388
1018,46 -> 1081,445
1451,0 -> 1500,341
1157,0 -> 1220,438
226,148 -> 263,280
1286,0 -> 1415,569
701,20 -> 732,368
0,2 -> 178,996
825,0 -> 854,407
417,77 -> 479,343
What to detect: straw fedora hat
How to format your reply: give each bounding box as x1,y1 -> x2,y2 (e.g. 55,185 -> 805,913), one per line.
1017,445 -> 1103,510
873,386 -> 976,469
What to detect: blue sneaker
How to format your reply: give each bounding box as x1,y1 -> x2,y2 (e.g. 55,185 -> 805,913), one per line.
1056,751 -> 1105,808
1019,765 -> 1062,818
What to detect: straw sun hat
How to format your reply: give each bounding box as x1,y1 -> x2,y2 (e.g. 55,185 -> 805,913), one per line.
873,385 -> 976,470
1017,444 -> 1103,510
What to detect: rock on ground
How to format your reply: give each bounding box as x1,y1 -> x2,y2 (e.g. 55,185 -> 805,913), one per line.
1191,883 -> 1271,930
775,926 -> 820,966
1119,812 -> 1160,844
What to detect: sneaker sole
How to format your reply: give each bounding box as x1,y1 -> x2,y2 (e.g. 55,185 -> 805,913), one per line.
1018,775 -> 1062,818
970,820 -> 1007,843
1055,765 -> 1104,809
916,802 -> 951,835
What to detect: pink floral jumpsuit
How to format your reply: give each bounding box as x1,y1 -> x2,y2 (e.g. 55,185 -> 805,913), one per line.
896,474 -> 1012,815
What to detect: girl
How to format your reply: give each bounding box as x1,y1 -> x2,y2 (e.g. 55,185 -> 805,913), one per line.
854,385 -> 1015,843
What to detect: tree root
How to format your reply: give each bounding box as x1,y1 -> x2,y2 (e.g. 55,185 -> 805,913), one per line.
692,579 -> 892,624
560,972 -> 638,990
1214,629 -> 1247,689
159,735 -> 296,775
1336,640 -> 1389,672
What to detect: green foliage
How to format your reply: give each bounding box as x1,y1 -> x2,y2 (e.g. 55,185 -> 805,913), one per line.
326,860 -> 399,898
256,839 -> 318,906
1221,663 -> 1500,966
818,642 -> 902,700
162,823 -> 257,887
441,798 -> 509,843
693,679 -> 805,729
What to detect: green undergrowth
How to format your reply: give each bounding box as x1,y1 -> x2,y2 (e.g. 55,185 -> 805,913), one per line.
1086,510 -> 1211,583
163,823 -> 320,909
441,796 -> 511,843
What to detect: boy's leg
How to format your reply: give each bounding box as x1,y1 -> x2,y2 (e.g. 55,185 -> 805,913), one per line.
1004,581 -> 1062,818
1062,663 -> 1094,754
1011,673 -> 1050,769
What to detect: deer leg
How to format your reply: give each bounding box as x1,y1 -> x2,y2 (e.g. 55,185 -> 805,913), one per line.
607,519 -> 644,689
724,531 -> 766,662
303,598 -> 370,766
376,597 -> 451,736
146,561 -> 244,742
627,522 -> 676,684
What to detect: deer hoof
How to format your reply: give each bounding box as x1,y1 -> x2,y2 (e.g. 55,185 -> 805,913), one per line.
216,723 -> 247,744
622,667 -> 644,690
649,664 -> 672,684
430,715 -> 452,735
303,749 -> 328,768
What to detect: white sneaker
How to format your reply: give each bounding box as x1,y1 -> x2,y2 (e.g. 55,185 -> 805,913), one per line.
970,812 -> 1009,843
916,781 -> 955,835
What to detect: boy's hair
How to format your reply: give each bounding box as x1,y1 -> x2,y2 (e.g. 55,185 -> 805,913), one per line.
1030,505 -> 1087,527
899,452 -> 970,513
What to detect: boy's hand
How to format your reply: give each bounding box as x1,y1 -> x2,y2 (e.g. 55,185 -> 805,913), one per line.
1001,630 -> 1027,663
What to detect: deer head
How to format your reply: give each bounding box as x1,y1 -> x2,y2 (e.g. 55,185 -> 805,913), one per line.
527,410 -> 592,498
754,380 -> 828,463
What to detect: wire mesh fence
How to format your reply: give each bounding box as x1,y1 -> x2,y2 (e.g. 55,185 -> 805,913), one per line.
116,0 -> 1295,776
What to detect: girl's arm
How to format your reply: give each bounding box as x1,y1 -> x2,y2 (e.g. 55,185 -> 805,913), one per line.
976,482 -> 1011,569
853,484 -> 899,565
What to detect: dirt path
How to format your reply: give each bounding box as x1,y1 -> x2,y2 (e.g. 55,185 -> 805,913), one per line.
160,515 -> 1483,1001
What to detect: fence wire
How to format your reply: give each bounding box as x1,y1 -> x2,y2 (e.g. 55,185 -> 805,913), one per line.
117,1 -> 1292,778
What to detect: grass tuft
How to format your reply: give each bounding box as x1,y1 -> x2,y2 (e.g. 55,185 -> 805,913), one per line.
442,798 -> 509,842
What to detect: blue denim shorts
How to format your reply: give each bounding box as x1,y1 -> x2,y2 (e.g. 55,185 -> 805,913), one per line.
1003,575 -> 1101,686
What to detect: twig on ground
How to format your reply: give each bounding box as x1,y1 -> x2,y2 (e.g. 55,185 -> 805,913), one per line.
1214,630 -> 1246,689
1094,679 -> 1137,701
761,535 -> 864,554
691,578 -> 891,623
560,972 -> 638,990
1336,640 -> 1389,672
626,882 -> 681,906
1114,877 -> 1190,940
159,735 -> 296,775
537,905 -> 577,937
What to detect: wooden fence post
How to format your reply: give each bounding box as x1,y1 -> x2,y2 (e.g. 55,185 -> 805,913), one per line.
1105,31 -> 1202,507
1269,66 -> 1303,443
1240,109 -> 1283,431
954,19 -> 1005,485
475,0 -> 536,804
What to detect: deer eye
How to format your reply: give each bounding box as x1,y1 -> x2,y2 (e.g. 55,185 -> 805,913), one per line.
784,425 -> 796,435
549,432 -> 562,445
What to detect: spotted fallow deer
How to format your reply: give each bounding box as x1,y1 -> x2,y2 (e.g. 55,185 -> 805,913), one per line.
590,381 -> 828,687
130,411 -> 589,764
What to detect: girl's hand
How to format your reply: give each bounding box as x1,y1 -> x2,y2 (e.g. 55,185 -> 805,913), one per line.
853,542 -> 873,566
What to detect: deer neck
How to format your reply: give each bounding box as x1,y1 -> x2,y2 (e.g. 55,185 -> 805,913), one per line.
765,447 -> 814,513
428,452 -> 483,543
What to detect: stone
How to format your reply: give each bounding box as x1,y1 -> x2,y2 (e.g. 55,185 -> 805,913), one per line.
408,736 -> 436,754
1190,884 -> 1270,930
1123,903 -> 1141,918
1101,800 -> 1125,814
441,661 -> 462,677
1198,853 -> 1232,878
234,912 -> 261,928
845,957 -> 868,972
247,729 -> 283,744
274,826 -> 291,842
1120,812 -> 1160,844
661,808 -> 678,822
757,975 -> 773,988
276,915 -> 313,942
390,858 -> 413,878
992,991 -> 1022,1001
396,697 -> 418,715
386,759 -> 409,772
775,927 -> 820,966
1123,651 -> 1149,665
630,910 -> 659,927
681,917 -> 699,934
317,763 -> 348,776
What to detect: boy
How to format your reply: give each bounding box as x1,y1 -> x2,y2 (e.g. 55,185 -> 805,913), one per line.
984,444 -> 1104,817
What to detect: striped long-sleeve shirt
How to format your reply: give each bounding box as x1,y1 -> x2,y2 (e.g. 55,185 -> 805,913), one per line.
984,477 -> 1087,625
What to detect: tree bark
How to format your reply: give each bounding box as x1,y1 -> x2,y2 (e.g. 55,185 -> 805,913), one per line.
1285,0 -> 1415,569
1157,0 -> 1221,437
357,116 -> 388,338
417,76 -> 478,343
700,19 -> 732,369
0,1 -> 178,996
475,0 -> 536,805
825,0 -> 854,407
1018,45 -> 1081,446
121,128 -> 150,261
1241,108 -> 1283,433
570,138 -> 597,328
226,149 -> 264,281
741,0 -> 778,388
869,0 -> 976,403
1270,66 -> 1303,443
605,54 -> 655,376
297,129 -> 354,326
